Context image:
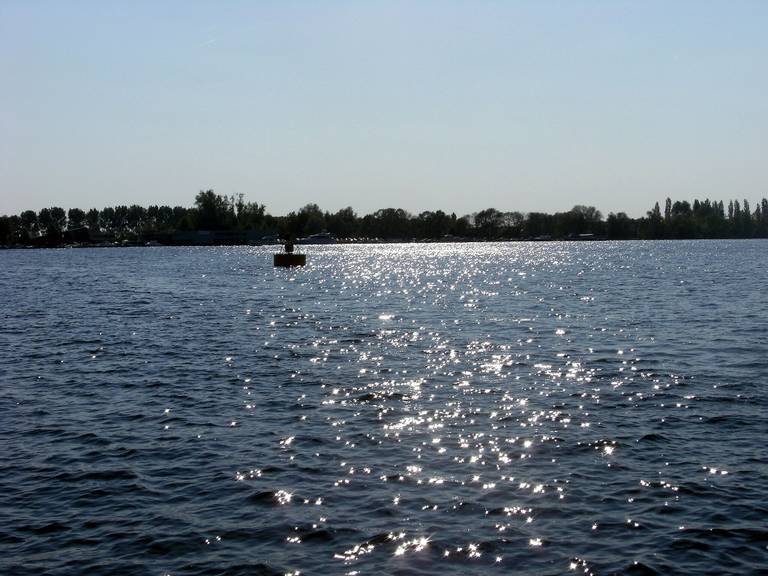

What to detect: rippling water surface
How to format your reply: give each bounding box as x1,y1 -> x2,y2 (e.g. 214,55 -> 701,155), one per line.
2,241 -> 767,575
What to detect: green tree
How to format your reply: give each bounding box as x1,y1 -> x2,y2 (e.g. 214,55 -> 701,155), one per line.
523,212 -> 553,238
194,190 -> 235,230
38,208 -> 53,234
502,212 -> 525,237
742,199 -> 753,237
127,205 -> 147,232
50,207 -> 66,230
113,206 -> 129,234
172,206 -> 189,229
415,210 -> 453,239
760,198 -> 768,237
571,205 -> 603,223
67,208 -> 86,229
20,210 -> 39,236
157,206 -> 175,230
99,207 -> 116,232
86,209 -> 100,230
0,216 -> 12,244
298,203 -> 325,235
146,205 -> 160,230
326,207 -> 359,238
237,200 -> 266,230
647,202 -> 663,238
606,212 -> 634,239
474,208 -> 504,238
451,214 -> 471,237
370,208 -> 412,239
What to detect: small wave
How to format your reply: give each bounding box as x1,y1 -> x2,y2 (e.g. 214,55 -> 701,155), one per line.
622,561 -> 661,575
81,469 -> 139,481
19,521 -> 71,535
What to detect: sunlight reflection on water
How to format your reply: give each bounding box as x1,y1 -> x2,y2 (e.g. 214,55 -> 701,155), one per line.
1,241 -> 767,575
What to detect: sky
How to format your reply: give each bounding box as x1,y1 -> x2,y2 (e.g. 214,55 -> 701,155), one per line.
1,1 -> 766,218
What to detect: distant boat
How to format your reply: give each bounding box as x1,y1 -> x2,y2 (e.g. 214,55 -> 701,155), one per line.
255,233 -> 280,246
298,232 -> 337,245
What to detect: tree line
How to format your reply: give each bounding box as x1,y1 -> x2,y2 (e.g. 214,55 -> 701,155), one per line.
1,190 -> 767,246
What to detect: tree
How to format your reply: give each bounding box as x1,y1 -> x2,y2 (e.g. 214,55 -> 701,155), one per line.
172,206 -> 189,229
646,202 -> 664,238
127,205 -> 147,232
452,214 -> 471,237
671,201 -> 691,217
194,189 -> 235,230
99,207 -> 116,232
326,207 -> 359,239
0,216 -> 12,244
86,209 -> 99,231
732,200 -> 743,237
474,208 -> 504,238
37,207 -> 65,243
113,205 -> 129,234
760,198 -> 768,237
606,212 -> 634,239
523,212 -> 553,238
570,205 -> 603,223
50,207 -> 66,231
67,208 -> 86,229
146,205 -> 159,230
551,206 -> 604,237
156,206 -> 175,230
20,210 -> 39,236
299,203 -> 325,235
502,212 -> 525,237
742,199 -> 753,237
38,208 -> 53,234
412,210 -> 451,239
365,208 -> 412,239
236,199 -> 266,230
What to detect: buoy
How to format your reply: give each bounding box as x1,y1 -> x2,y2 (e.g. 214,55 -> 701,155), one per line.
274,253 -> 306,267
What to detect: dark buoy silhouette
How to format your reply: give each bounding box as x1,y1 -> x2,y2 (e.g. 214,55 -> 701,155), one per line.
274,237 -> 306,267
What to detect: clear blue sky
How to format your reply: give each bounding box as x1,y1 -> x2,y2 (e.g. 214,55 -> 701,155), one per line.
1,1 -> 766,217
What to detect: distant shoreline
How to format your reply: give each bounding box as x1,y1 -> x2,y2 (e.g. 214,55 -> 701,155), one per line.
2,190 -> 767,246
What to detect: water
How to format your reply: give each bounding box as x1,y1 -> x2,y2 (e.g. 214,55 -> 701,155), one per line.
1,241 -> 766,575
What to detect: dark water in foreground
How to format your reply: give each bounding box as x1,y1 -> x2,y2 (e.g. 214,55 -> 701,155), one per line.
1,241 -> 767,575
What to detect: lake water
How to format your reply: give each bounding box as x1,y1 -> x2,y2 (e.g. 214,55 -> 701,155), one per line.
1,241 -> 766,575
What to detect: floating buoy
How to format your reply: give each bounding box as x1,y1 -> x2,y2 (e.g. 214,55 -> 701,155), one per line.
274,253 -> 306,267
